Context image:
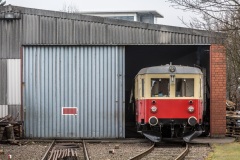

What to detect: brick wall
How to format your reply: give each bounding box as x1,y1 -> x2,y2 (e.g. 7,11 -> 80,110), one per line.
210,44 -> 226,137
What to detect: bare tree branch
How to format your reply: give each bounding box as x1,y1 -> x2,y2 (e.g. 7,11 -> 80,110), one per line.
0,0 -> 6,6
167,0 -> 240,107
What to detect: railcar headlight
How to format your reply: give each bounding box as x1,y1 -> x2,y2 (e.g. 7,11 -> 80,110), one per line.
149,116 -> 158,126
188,106 -> 194,113
151,106 -> 157,113
169,65 -> 176,72
188,116 -> 197,126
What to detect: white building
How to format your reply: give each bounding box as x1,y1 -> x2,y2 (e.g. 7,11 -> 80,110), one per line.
80,10 -> 163,24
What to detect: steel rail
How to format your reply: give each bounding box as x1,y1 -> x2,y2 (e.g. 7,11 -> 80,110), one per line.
83,140 -> 90,160
175,143 -> 189,160
129,143 -> 155,160
41,140 -> 55,160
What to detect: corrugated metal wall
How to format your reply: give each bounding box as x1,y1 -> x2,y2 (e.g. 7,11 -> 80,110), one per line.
0,59 -> 7,105
0,105 -> 18,120
7,59 -> 21,105
0,105 -> 8,118
0,19 -> 22,59
8,105 -> 21,121
23,46 -> 125,138
0,59 -> 21,119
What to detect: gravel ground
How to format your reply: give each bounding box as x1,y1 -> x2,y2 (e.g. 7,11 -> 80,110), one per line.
0,140 -> 212,160
86,142 -> 152,160
0,141 -> 50,160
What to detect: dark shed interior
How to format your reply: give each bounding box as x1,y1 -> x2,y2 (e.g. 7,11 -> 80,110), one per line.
125,45 -> 210,137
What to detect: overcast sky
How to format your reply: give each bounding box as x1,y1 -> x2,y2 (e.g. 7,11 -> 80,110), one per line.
6,0 -> 198,27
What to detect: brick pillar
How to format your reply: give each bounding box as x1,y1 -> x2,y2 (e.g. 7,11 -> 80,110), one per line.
210,44 -> 226,137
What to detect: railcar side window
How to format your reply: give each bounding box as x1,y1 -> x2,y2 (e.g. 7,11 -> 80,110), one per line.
142,79 -> 144,97
175,78 -> 194,97
151,78 -> 169,97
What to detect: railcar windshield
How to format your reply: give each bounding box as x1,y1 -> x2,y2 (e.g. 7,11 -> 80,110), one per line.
151,78 -> 169,97
175,78 -> 194,97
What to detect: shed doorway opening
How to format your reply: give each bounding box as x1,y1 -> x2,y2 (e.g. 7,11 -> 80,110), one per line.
125,45 -> 210,137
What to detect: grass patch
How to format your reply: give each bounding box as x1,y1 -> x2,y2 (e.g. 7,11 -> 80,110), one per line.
206,142 -> 240,160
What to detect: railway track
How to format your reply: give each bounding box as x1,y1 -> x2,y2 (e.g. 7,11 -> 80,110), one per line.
41,140 -> 89,160
130,142 -> 189,160
184,143 -> 210,160
40,139 -> 209,160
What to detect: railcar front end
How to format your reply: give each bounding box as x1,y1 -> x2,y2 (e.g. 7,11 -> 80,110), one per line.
134,64 -> 204,142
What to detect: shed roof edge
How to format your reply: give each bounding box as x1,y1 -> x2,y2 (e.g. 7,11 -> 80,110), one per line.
0,5 -> 225,38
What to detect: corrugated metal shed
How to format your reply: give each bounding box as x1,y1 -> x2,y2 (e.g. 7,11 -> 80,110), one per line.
23,46 -> 125,138
0,5 -> 225,139
0,5 -> 223,59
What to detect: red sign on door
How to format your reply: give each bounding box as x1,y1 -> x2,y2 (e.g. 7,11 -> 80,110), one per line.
62,107 -> 78,115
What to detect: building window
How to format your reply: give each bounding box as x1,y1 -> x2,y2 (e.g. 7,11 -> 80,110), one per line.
175,78 -> 194,97
151,78 -> 169,97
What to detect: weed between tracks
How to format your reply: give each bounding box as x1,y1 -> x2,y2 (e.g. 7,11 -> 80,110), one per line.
206,142 -> 240,160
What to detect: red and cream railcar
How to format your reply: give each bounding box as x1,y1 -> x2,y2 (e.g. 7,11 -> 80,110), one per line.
134,64 -> 204,142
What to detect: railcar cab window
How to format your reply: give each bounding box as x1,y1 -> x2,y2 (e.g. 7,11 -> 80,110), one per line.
175,78 -> 194,97
151,78 -> 169,97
